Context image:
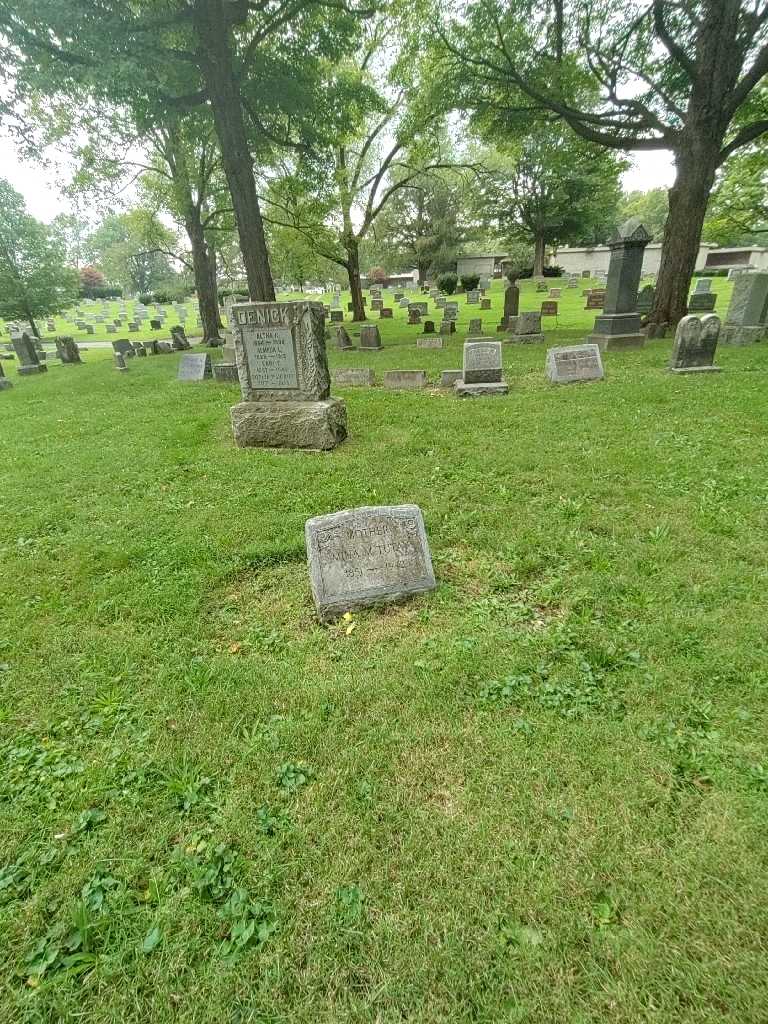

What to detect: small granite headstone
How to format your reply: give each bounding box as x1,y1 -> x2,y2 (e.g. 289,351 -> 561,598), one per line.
379,307 -> 393,318
334,326 -> 354,350
359,325 -> 383,350
0,360 -> 12,390
545,344 -> 604,384
694,278 -> 712,294
171,325 -> 190,350
468,318 -> 483,336
213,362 -> 239,382
417,337 -> 444,349
422,320 -> 435,334
150,319 -> 162,330
687,292 -> 717,313
457,340 -> 507,397
305,505 -> 436,621
330,310 -> 344,323
668,314 -> 722,374
177,353 -> 213,381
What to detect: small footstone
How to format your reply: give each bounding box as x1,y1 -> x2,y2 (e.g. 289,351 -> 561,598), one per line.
439,370 -> 462,387
305,504 -> 436,621
383,370 -> 428,390
332,368 -> 374,387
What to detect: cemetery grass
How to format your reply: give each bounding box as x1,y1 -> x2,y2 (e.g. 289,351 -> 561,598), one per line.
2,279 -> 768,1022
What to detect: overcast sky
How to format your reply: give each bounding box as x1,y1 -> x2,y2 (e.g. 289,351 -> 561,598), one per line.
0,145 -> 678,224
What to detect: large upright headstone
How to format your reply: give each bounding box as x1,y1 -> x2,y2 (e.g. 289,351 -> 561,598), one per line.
721,272 -> 768,345
668,314 -> 722,373
13,333 -> 47,375
230,300 -> 347,450
305,505 -> 436,621
501,275 -> 520,330
586,219 -> 651,350
456,340 -> 508,397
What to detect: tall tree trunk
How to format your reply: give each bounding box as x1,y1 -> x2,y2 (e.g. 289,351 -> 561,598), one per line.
193,0 -> 275,302
346,239 -> 366,321
26,309 -> 40,339
185,210 -> 221,345
533,233 -> 546,277
417,261 -> 430,285
651,142 -> 718,325
208,245 -> 224,329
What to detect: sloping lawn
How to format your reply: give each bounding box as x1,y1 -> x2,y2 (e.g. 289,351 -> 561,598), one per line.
2,278 -> 768,1023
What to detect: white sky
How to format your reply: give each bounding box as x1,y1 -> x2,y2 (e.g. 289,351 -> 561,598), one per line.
0,144 -> 678,224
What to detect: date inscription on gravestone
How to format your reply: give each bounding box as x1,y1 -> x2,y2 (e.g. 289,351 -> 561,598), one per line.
240,324 -> 298,390
305,505 -> 436,621
545,344 -> 604,384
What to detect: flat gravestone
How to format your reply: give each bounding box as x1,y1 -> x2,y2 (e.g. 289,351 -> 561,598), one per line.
383,370 -> 428,390
545,344 -> 604,384
668,314 -> 722,374
305,505 -> 436,621
417,337 -> 444,349
177,353 -> 213,381
332,368 -> 375,387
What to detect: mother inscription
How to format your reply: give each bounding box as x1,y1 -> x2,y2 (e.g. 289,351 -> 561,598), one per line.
305,505 -> 436,621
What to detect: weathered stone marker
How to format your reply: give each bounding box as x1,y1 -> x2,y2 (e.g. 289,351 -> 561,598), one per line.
456,340 -> 508,397
586,219 -> 650,350
721,272 -> 768,345
508,311 -> 544,344
668,314 -> 722,374
213,362 -> 239,382
178,353 -> 213,381
687,291 -> 717,313
383,370 -> 428,390
332,368 -> 375,387
439,369 -> 462,387
417,337 -> 444,349
545,344 -> 604,384
55,336 -> 82,364
114,351 -> 128,372
230,300 -> 347,450
359,325 -> 383,350
13,333 -> 47,375
333,325 -> 354,350
305,505 -> 436,621
0,359 -> 12,390
171,325 -> 191,350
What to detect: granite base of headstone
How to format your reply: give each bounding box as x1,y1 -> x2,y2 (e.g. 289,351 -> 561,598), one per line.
668,314 -> 722,374
545,344 -> 604,384
383,370 -> 428,390
230,300 -> 347,451
305,505 -> 436,621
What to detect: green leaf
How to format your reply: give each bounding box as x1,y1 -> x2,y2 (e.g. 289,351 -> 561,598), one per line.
141,925 -> 162,954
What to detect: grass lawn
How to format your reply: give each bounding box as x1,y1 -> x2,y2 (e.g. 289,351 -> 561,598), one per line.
3,277 -> 768,1023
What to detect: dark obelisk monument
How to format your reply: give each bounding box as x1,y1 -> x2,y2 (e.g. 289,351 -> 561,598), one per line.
587,219 -> 651,351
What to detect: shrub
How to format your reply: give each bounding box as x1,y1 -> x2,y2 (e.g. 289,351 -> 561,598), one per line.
459,273 -> 481,291
79,285 -> 123,299
693,269 -> 729,277
368,266 -> 388,284
437,272 -> 458,295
